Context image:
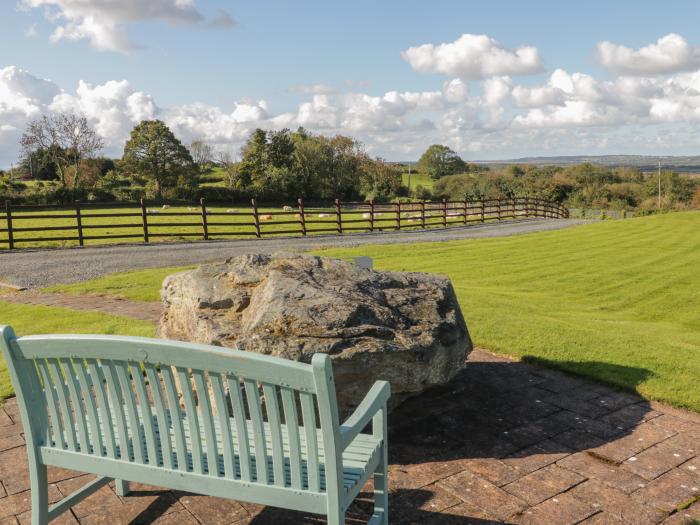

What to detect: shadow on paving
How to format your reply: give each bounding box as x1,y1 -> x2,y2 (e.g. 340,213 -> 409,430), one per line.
240,355 -> 653,524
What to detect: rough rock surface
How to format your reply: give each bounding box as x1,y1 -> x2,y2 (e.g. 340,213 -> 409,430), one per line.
158,252 -> 472,417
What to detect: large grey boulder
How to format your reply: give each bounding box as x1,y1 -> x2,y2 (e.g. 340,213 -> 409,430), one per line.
158,252 -> 472,417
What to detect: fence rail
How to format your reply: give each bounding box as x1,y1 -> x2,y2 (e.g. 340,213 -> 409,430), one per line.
0,197 -> 569,250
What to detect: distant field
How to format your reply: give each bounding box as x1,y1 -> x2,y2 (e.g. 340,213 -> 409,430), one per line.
39,211 -> 700,412
402,171 -> 435,191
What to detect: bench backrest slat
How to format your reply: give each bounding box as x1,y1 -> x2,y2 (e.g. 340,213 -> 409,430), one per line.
74,359 -> 104,457
228,375 -> 252,481
193,370 -> 219,477
244,378 -> 269,484
61,358 -> 91,454
131,363 -> 158,466
1,329 -> 343,496
210,373 -> 235,478
300,391 -> 320,491
36,360 -> 65,450
262,384 -> 285,486
161,365 -> 187,469
47,359 -> 78,451
88,360 -> 116,459
144,364 -> 173,469
281,387 -> 303,490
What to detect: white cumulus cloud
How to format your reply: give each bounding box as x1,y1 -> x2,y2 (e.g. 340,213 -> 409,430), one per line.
402,34 -> 544,80
597,33 -> 700,76
18,0 -> 230,52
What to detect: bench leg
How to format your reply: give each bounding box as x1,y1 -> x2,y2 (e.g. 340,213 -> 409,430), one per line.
372,409 -> 389,525
326,509 -> 345,525
115,480 -> 130,497
30,462 -> 48,525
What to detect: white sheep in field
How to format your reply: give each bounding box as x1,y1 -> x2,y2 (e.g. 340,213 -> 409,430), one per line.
318,213 -> 331,218
162,204 -> 171,209
187,207 -> 197,211
148,209 -> 159,214
226,209 -> 237,213
261,214 -> 273,220
362,212 -> 371,219
282,205 -> 294,212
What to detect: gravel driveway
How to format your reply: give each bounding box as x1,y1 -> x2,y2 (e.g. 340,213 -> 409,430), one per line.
0,218 -> 590,289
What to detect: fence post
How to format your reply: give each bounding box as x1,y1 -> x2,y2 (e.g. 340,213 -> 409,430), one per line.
75,203 -> 84,247
140,199 -> 149,243
200,198 -> 209,240
395,201 -> 401,230
5,200 -> 14,250
335,199 -> 342,234
297,198 -> 306,235
463,197 -> 468,224
369,200 -> 375,232
511,198 -> 516,219
442,199 -> 448,228
251,198 -> 261,238
497,199 -> 502,220
480,199 -> 485,223
420,201 -> 426,229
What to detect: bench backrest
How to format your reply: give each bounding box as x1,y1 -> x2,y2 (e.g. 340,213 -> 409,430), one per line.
1,326 -> 343,495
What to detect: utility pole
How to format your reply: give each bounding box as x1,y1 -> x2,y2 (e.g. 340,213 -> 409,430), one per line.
658,161 -> 661,210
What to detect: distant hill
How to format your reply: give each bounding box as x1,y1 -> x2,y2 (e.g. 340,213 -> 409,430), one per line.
478,155 -> 700,173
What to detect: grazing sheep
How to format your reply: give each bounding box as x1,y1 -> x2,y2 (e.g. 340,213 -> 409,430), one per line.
148,209 -> 159,214
282,205 -> 293,212
261,214 -> 273,220
318,213 -> 331,218
187,206 -> 197,211
226,209 -> 237,213
162,204 -> 171,209
362,212 -> 372,219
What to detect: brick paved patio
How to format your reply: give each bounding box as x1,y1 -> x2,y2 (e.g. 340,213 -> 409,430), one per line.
2,349 -> 700,524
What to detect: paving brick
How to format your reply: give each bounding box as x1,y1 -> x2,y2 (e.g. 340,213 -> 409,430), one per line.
569,479 -> 667,524
591,423 -> 676,464
504,465 -> 584,506
579,512 -> 626,524
16,508 -> 78,525
389,460 -> 465,489
557,452 -> 648,494
661,501 -> 700,524
390,486 -> 461,523
632,468 -> 700,513
0,517 -> 18,525
515,492 -> 596,525
79,491 -> 182,525
176,492 -> 249,525
651,414 -> 700,434
598,403 -> 661,430
55,475 -> 123,519
542,393 -> 609,418
0,486 -> 62,519
622,439 -> 697,481
438,469 -> 527,521
457,457 -> 520,486
418,501 -> 499,524
503,439 -> 572,478
0,435 -> 23,453
0,409 -> 13,427
548,410 -> 625,441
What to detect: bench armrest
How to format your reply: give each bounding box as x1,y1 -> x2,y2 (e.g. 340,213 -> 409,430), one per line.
339,380 -> 390,450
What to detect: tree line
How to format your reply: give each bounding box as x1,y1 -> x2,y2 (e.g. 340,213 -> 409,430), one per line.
1,111 -> 699,211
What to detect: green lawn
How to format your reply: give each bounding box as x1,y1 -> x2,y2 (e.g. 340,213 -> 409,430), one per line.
27,211 -> 700,411
45,265 -> 196,302
0,302 -> 154,398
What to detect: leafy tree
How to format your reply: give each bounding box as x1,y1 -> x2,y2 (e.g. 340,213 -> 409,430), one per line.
20,113 -> 104,191
121,120 -> 195,199
417,144 -> 466,180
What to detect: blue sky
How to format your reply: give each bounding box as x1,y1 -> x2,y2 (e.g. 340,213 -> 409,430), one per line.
3,0 -> 700,167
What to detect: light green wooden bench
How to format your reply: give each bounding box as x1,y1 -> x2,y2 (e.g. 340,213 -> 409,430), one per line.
1,326 -> 390,525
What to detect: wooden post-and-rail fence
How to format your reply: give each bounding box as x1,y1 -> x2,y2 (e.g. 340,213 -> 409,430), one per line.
0,197 -> 569,250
